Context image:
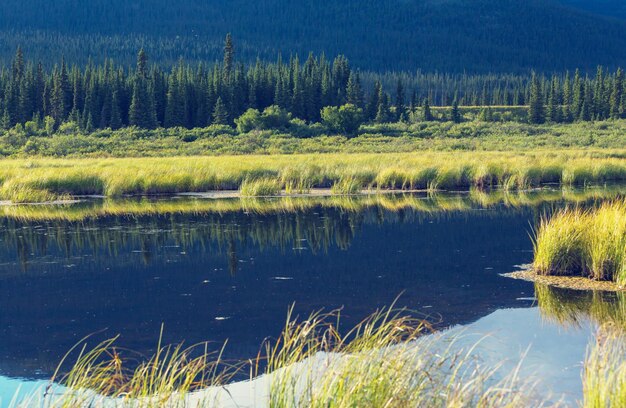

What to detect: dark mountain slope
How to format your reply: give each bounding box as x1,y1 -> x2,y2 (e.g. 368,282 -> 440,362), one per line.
560,0 -> 626,20
0,0 -> 625,72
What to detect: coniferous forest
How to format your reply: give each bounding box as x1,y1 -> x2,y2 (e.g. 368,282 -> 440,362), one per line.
1,0 -> 626,72
2,39 -> 626,135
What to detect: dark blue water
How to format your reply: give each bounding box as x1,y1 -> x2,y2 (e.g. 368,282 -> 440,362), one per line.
0,191 -> 622,404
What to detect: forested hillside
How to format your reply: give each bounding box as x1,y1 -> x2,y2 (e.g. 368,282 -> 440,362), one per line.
561,0 -> 626,19
1,0 -> 626,72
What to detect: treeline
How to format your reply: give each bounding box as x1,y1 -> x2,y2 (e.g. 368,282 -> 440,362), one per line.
2,40 -> 626,133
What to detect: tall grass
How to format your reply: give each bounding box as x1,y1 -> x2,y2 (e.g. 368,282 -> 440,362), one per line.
583,327 -> 626,408
533,200 -> 626,284
240,178 -> 282,197
30,307 -> 537,408
0,151 -> 623,202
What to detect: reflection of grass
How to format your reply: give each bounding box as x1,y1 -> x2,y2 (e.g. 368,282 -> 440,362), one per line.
0,152 -> 624,202
0,187 -> 623,222
32,307 -> 534,407
535,283 -> 626,329
533,200 -> 626,284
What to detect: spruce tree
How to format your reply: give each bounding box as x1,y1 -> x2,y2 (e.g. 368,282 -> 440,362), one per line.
451,98 -> 461,123
528,72 -> 545,124
346,72 -> 363,107
129,50 -> 158,129
223,33 -> 234,83
395,80 -> 405,120
610,68 -> 623,119
423,98 -> 433,121
212,97 -> 229,125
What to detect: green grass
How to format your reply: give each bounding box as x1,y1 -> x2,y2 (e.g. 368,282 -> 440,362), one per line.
584,328 -> 626,408
239,178 -> 282,197
533,200 -> 626,284
21,306 -> 626,407
28,307 -> 535,408
0,151 -> 624,202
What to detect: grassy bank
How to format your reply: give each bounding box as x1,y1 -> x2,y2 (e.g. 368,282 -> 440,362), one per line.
2,120 -> 626,157
0,151 -> 625,202
533,200 -> 626,285
21,307 -> 626,407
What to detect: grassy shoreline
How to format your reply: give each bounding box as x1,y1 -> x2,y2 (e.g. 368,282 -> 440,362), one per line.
0,151 -> 625,202
533,200 -> 626,285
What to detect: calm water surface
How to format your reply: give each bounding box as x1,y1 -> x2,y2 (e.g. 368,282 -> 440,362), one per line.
0,189 -> 623,405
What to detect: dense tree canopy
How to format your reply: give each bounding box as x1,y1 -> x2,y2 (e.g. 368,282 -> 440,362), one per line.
2,41 -> 626,134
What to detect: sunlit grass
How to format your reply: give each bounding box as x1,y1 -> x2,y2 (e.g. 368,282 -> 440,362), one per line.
583,327 -> 626,408
533,200 -> 626,284
0,151 -> 623,202
28,307 -> 538,408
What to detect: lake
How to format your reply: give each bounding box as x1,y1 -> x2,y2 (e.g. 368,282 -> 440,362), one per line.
0,188 -> 623,405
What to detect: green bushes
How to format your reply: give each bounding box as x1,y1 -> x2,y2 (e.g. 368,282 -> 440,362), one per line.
533,200 -> 626,284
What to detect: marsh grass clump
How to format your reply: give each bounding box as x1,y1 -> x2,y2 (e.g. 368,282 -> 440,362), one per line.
38,332 -> 234,407
533,200 -> 626,284
331,177 -> 363,195
239,178 -> 282,197
583,327 -> 626,408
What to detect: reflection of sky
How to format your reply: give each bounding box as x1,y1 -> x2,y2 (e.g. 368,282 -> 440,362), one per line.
444,307 -> 595,404
0,378 -> 47,408
0,307 -> 596,406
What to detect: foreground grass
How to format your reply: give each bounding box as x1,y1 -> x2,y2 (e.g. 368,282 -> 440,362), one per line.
533,200 -> 626,285
25,307 -> 536,408
0,151 -> 625,202
19,307 -> 626,407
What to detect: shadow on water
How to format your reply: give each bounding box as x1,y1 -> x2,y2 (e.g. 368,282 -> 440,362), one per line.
0,187 -> 623,381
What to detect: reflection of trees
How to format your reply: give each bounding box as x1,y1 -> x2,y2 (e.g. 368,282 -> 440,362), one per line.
0,188 -> 621,275
536,283 -> 626,329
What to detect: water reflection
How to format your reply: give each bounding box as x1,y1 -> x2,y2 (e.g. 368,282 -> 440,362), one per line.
0,188 -> 622,382
536,283 -> 626,329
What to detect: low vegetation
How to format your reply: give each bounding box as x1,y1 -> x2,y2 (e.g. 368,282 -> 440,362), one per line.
533,200 -> 626,285
584,328 -> 626,408
19,307 -> 626,407
26,307 -> 536,407
0,151 -> 624,202
1,120 -> 626,157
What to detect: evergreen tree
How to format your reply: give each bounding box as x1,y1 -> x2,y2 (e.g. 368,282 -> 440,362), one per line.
423,98 -> 433,121
610,67 -> 623,119
395,80 -> 405,120
346,71 -> 363,107
375,91 -> 391,123
223,33 -> 234,83
451,98 -> 461,123
129,50 -> 158,129
212,96 -> 229,125
528,72 -> 545,124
